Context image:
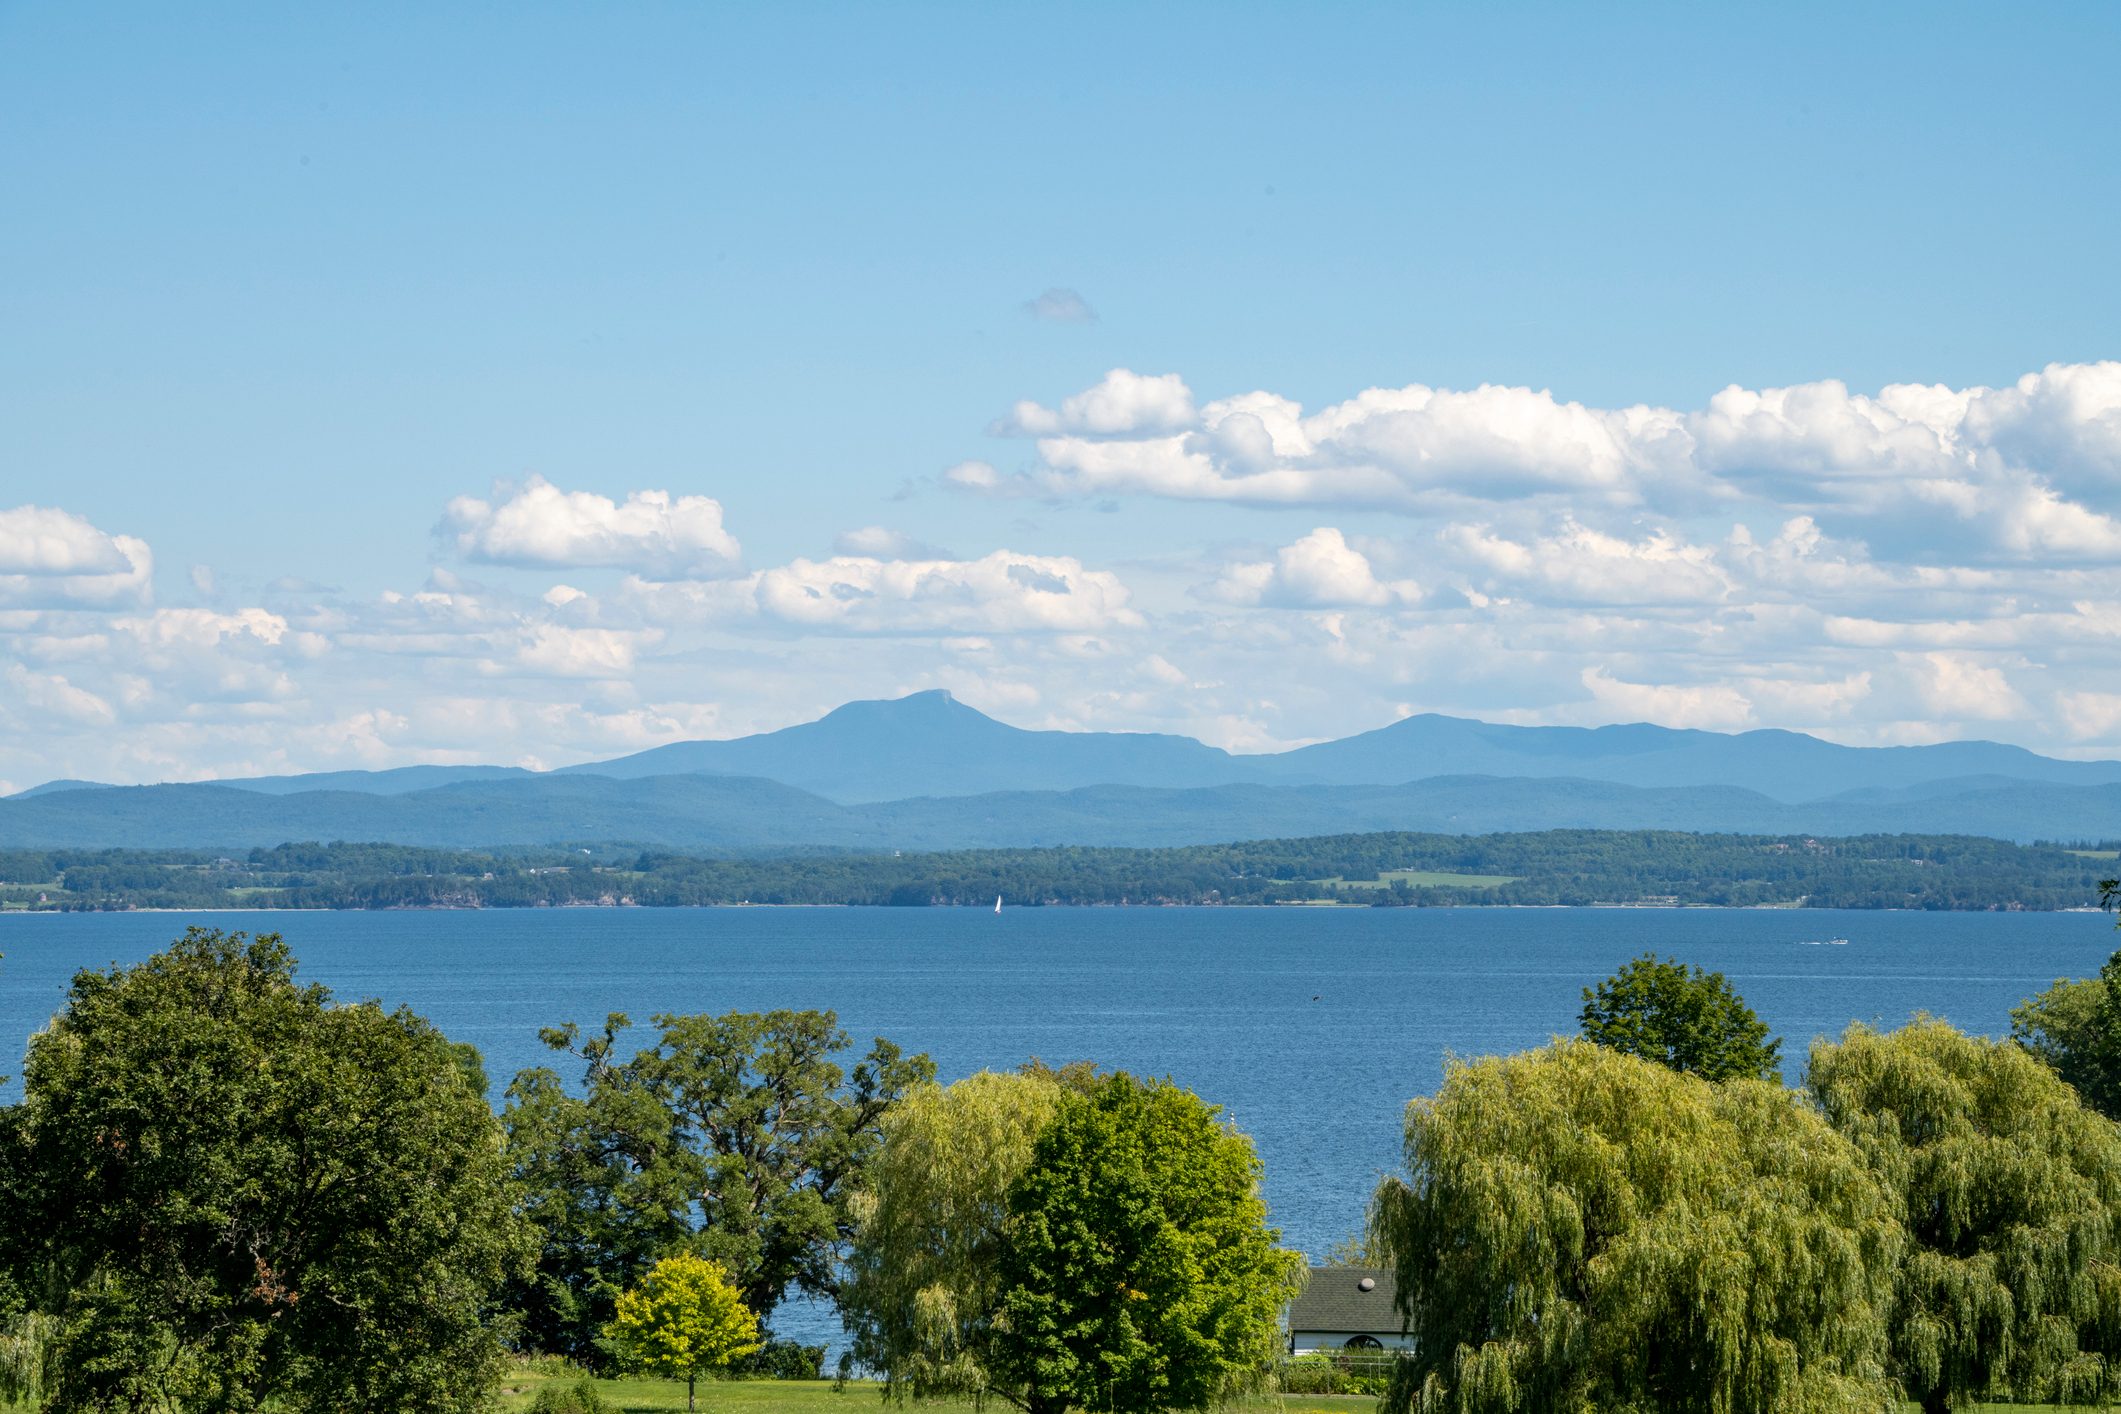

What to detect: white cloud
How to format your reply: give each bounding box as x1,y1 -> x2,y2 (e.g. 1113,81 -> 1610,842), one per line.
0,504 -> 134,575
997,369 -> 1196,437
441,476 -> 741,578
508,625 -> 660,679
753,550 -> 1141,634
1446,520 -> 1728,606
1580,666 -> 1755,732
1212,528 -> 1419,608
2,663 -> 116,729
1906,651 -> 2028,721
973,362 -> 2121,563
0,504 -> 154,609
942,459 -> 1002,490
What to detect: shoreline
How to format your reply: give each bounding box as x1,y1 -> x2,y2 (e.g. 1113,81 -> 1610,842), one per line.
1,900 -> 2098,916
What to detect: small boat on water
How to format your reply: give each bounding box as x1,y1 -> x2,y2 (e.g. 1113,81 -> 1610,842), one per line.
994,895 -> 1002,914
1798,937 -> 1851,946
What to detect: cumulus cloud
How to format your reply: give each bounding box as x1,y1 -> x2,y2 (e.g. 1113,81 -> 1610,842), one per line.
973,362 -> 2121,562
1211,528 -> 1420,608
1023,287 -> 1097,323
0,504 -> 154,609
1580,666 -> 1756,732
996,369 -> 1196,437
753,551 -> 1141,634
1446,520 -> 1729,607
441,476 -> 741,578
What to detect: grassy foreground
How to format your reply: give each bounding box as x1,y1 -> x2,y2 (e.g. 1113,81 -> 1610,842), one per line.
495,1373 -> 1381,1412
492,1371 -> 2115,1412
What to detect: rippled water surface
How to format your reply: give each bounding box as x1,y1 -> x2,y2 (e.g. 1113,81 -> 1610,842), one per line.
3,905 -> 2111,1340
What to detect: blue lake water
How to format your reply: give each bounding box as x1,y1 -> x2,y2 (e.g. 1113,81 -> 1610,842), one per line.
3,906 -> 2114,1347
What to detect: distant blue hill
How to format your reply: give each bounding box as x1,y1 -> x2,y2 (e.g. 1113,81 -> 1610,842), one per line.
13,693 -> 2121,845
3,769 -> 2118,850
553,691 -> 1247,801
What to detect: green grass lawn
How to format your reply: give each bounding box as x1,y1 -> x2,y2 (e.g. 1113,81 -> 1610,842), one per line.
1307,870 -> 1520,891
491,1374 -> 2121,1412
494,1374 -> 1382,1412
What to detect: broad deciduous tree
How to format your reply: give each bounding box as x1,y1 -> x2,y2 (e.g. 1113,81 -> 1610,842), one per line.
1579,952 -> 1781,1080
990,1074 -> 1302,1414
1809,1017 -> 2121,1412
504,1008 -> 932,1361
605,1253 -> 761,1413
15,928 -> 530,1413
1373,1040 -> 1899,1414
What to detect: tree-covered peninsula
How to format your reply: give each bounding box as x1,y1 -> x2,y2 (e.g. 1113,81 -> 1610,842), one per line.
1,829 -> 2113,912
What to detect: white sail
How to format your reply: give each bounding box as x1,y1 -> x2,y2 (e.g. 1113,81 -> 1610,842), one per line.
994,895 -> 1002,913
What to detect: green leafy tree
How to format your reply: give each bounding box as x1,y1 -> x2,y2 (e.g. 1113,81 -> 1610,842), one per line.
1809,1017 -> 2121,1412
1579,952 -> 1781,1080
606,1252 -> 762,1413
504,1008 -> 932,1361
2009,877 -> 2121,1117
842,1069 -> 1064,1402
14,928 -> 531,1413
2010,970 -> 2121,1117
990,1073 -> 1303,1414
1372,1039 -> 1900,1414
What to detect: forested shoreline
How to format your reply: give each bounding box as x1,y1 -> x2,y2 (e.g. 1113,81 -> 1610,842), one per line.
2,829 -> 2114,912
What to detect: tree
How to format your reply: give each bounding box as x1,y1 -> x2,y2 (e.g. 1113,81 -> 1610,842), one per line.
841,1069 -> 1065,1403
2009,971 -> 2121,1117
990,1073 -> 1302,1414
606,1253 -> 762,1413
2009,879 -> 2121,1118
1372,1040 -> 1900,1414
13,928 -> 531,1413
504,1008 -> 933,1361
1808,1017 -> 2121,1413
1579,952 -> 1781,1080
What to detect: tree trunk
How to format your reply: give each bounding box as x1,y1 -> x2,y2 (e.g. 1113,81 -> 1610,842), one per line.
1026,1394 -> 1069,1414
688,1372 -> 697,1412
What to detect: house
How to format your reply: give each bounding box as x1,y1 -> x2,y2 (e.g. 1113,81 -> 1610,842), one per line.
1286,1265 -> 1413,1355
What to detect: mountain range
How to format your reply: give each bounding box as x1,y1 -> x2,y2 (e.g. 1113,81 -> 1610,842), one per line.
7,691 -> 2121,849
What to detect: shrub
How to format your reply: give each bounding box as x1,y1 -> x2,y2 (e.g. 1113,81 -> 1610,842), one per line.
730,1338 -> 826,1380
529,1377 -> 614,1414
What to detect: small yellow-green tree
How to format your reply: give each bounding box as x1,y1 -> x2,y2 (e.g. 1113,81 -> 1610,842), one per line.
605,1254 -> 762,1412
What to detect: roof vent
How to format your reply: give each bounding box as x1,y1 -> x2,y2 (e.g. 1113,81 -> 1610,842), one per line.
1357,1277 -> 1376,1292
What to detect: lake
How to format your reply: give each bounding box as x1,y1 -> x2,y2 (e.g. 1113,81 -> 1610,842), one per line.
2,906 -> 2112,1347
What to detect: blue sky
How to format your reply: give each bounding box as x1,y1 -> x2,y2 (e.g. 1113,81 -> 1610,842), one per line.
3,2 -> 2119,788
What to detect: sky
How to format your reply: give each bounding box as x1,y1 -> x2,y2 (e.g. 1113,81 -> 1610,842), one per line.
3,1 -> 2120,791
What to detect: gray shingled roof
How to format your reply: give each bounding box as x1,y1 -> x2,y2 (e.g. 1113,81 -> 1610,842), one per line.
1287,1265 -> 1401,1333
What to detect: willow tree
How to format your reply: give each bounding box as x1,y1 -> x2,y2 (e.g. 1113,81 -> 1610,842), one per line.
1809,1017 -> 2121,1412
841,1070 -> 1063,1403
1372,1040 -> 1900,1414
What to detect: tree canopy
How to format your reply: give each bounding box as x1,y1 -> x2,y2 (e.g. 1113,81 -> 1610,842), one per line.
12,928 -> 530,1413
605,1253 -> 761,1413
503,1007 -> 932,1362
1579,952 -> 1781,1080
990,1074 -> 1303,1414
1373,1039 -> 1900,1414
1809,1017 -> 2121,1412
841,1069 -> 1064,1404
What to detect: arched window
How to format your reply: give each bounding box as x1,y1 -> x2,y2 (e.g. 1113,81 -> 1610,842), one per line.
1344,1335 -> 1383,1350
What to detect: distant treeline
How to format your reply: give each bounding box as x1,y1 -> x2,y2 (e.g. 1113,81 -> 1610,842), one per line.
2,830 -> 2117,912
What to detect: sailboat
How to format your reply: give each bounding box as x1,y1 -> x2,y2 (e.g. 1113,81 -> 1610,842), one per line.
994,895 -> 1002,914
